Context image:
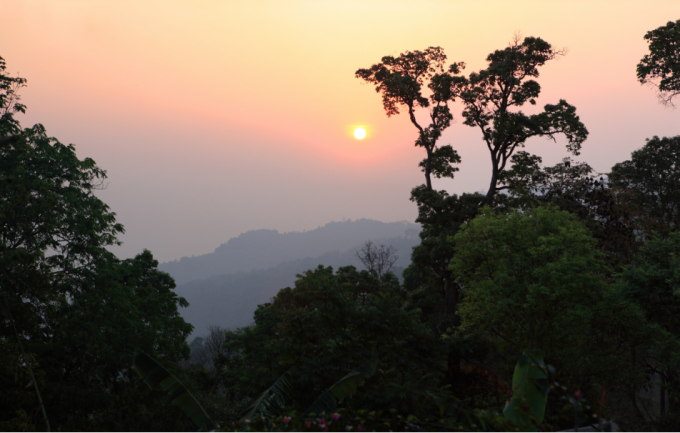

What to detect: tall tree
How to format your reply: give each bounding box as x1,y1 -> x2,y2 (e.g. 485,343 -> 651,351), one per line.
356,47 -> 476,392
637,19 -> 680,107
356,37 -> 588,392
355,47 -> 465,190
453,35 -> 588,204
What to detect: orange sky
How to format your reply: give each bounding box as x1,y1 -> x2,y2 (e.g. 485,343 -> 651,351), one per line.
1,1 -> 678,261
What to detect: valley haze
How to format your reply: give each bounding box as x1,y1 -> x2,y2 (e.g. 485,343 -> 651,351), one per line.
159,219 -> 421,337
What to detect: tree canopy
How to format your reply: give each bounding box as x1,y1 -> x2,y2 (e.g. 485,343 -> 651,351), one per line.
219,266 -> 444,419
453,36 -> 589,204
637,19 -> 680,107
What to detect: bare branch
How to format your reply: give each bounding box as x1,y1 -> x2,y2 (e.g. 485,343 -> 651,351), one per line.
356,240 -> 399,281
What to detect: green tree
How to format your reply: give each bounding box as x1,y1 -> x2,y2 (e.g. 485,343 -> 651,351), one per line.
637,19 -> 680,107
449,206 -> 651,410
0,57 -> 193,430
609,135 -> 680,235
220,266 -> 445,421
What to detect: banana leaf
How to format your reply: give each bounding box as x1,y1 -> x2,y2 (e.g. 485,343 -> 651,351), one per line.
133,351 -> 216,431
304,359 -> 378,416
503,351 -> 550,431
240,371 -> 294,423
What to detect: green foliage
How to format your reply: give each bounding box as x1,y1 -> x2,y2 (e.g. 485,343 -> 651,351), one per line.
609,135 -> 680,234
617,233 -> 680,422
502,353 -> 550,431
240,359 -> 377,428
0,339 -> 40,431
1,122 -> 124,273
449,205 -> 650,400
0,57 -> 193,431
451,206 -> 602,366
134,351 -> 217,431
407,189 -> 483,337
221,265 -> 445,418
618,233 -> 680,335
0,55 -> 26,135
637,20 -> 680,106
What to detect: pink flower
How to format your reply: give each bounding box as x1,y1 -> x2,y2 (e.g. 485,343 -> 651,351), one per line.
357,424 -> 363,431
574,390 -> 583,399
283,416 -> 291,425
332,413 -> 340,421
306,421 -> 311,428
320,418 -> 326,425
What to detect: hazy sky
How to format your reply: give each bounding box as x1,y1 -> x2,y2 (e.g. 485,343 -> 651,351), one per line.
1,1 -> 678,262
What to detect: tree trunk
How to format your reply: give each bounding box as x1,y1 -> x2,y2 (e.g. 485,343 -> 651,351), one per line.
484,156 -> 499,205
424,145 -> 433,190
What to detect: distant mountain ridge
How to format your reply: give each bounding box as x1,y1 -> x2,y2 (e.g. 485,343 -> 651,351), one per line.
160,219 -> 421,284
174,233 -> 421,337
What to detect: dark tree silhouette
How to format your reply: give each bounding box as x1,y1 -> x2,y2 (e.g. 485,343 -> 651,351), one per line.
637,19 -> 680,107
452,35 -> 588,204
356,47 -> 465,190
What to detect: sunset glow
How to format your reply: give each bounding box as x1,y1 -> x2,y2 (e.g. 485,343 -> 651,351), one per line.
354,128 -> 366,140
1,0 -> 678,261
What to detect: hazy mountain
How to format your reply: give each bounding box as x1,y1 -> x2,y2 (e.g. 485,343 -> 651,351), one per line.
174,234 -> 420,338
160,219 -> 420,284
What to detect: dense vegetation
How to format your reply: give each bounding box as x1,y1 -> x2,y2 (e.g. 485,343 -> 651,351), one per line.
3,20 -> 680,432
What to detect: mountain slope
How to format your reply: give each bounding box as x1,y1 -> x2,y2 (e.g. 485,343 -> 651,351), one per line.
160,219 -> 420,284
175,234 -> 420,337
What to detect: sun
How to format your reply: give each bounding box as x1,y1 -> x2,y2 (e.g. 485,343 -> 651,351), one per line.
354,128 -> 366,140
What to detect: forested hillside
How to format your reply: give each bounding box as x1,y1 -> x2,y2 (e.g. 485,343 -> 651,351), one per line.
176,234 -> 418,335
160,219 -> 419,284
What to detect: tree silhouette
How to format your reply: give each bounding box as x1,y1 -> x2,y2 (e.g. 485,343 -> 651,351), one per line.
452,35 -> 588,204
356,47 -> 465,190
637,20 -> 680,107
